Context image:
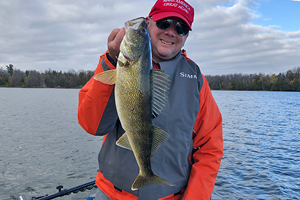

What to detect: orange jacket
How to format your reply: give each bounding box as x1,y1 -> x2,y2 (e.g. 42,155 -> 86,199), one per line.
78,50 -> 223,200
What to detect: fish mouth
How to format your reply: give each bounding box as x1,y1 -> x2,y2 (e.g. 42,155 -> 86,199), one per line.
124,17 -> 146,47
120,17 -> 147,61
125,17 -> 145,30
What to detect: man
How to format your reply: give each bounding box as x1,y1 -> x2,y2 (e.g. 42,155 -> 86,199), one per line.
78,0 -> 223,199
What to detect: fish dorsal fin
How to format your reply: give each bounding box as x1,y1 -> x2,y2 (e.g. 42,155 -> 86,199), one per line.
151,126 -> 170,156
116,132 -> 132,150
94,69 -> 117,85
151,69 -> 170,117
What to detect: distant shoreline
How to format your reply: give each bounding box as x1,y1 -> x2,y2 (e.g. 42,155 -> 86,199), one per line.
1,66 -> 299,91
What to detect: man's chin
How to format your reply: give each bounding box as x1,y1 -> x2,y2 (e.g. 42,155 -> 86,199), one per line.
157,50 -> 173,59
152,47 -> 177,62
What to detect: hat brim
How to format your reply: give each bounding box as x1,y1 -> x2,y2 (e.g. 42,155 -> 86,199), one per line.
151,12 -> 192,30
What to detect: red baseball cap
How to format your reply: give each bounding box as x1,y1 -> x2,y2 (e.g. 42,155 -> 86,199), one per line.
148,0 -> 194,30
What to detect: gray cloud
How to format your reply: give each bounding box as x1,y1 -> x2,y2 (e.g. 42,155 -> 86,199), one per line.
186,0 -> 300,75
0,0 -> 299,75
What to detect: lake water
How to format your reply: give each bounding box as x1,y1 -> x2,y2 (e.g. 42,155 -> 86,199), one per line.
0,88 -> 299,200
212,91 -> 300,200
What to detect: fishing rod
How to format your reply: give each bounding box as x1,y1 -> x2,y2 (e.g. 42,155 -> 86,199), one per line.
18,180 -> 97,200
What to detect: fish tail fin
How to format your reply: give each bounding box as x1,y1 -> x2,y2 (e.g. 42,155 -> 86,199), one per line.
131,172 -> 175,191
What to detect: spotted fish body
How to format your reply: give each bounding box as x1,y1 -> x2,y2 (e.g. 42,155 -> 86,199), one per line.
94,17 -> 174,190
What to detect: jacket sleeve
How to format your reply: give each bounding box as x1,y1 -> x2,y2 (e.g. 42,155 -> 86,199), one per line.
183,75 -> 223,200
78,50 -> 118,136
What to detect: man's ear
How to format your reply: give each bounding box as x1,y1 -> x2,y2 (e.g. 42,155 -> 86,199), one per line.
145,16 -> 150,25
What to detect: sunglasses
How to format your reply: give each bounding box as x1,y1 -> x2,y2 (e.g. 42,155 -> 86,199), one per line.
154,18 -> 190,36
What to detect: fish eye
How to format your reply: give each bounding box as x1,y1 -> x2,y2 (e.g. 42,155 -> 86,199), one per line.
140,28 -> 146,34
118,60 -> 130,68
118,60 -> 125,67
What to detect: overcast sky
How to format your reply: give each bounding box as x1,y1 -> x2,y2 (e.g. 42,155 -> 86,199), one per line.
0,0 -> 299,75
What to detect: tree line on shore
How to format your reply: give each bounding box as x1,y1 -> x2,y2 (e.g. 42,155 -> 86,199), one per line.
206,67 -> 300,91
1,64 -> 300,91
0,64 -> 94,88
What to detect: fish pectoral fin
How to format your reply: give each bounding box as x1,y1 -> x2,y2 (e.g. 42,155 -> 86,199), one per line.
151,69 -> 170,117
116,132 -> 132,150
94,69 -> 117,85
151,126 -> 170,156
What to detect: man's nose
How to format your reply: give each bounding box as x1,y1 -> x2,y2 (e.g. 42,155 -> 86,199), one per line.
164,23 -> 176,36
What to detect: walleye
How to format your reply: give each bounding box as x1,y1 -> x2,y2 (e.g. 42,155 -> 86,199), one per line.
94,17 -> 174,190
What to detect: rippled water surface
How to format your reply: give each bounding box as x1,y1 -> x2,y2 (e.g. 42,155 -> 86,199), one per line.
212,91 -> 300,200
1,88 -> 299,199
0,88 -> 101,200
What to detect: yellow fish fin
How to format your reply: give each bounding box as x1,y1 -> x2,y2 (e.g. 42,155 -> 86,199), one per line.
116,132 -> 132,150
94,70 -> 117,85
151,126 -> 170,156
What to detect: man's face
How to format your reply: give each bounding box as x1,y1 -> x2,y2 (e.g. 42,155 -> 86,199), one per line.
146,17 -> 189,63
